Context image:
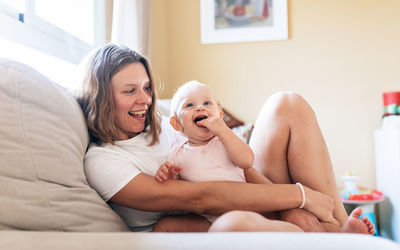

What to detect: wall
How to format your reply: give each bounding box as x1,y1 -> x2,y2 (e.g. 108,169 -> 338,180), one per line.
150,0 -> 169,95
105,0 -> 113,42
150,0 -> 400,188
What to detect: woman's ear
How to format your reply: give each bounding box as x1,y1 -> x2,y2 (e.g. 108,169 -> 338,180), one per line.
170,116 -> 183,132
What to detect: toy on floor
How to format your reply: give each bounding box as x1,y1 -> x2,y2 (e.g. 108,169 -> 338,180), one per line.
340,172 -> 383,201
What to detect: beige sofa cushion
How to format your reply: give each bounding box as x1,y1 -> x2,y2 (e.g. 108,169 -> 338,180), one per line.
0,59 -> 129,231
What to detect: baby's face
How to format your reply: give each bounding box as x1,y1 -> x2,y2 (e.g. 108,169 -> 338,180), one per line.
175,85 -> 220,143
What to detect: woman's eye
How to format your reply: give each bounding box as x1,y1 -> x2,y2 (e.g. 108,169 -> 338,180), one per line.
126,88 -> 135,93
145,86 -> 152,92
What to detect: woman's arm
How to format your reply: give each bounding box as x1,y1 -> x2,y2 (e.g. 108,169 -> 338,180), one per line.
243,168 -> 327,231
198,116 -> 253,169
110,173 -> 338,225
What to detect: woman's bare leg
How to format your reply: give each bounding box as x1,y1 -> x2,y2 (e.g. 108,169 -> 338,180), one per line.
209,210 -> 303,232
152,214 -> 211,232
249,92 -> 348,229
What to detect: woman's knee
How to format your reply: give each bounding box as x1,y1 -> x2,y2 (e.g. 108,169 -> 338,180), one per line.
208,210 -> 264,232
266,92 -> 315,119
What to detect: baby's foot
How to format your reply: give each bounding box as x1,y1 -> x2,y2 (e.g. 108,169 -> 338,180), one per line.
340,207 -> 375,235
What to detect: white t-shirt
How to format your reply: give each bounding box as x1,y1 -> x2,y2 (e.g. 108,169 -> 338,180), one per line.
84,116 -> 184,231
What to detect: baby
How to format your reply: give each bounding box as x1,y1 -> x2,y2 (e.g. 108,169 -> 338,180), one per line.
161,80 -> 253,185
154,80 -> 375,234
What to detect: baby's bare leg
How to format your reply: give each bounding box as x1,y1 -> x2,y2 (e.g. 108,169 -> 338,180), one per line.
209,211 -> 303,232
152,214 -> 211,232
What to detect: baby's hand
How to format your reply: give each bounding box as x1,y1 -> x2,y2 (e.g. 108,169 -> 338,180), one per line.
155,162 -> 183,183
197,116 -> 228,135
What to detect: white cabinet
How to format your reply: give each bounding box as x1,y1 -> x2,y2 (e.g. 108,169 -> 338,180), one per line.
374,129 -> 400,242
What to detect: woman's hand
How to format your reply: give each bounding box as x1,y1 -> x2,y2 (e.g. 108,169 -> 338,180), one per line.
155,162 -> 183,183
280,209 -> 326,232
302,186 -> 339,226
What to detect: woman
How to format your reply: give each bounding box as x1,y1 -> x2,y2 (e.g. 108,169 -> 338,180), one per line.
78,43 -> 367,233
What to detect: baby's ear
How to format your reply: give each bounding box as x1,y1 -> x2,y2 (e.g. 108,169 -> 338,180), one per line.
219,109 -> 223,118
170,116 -> 183,132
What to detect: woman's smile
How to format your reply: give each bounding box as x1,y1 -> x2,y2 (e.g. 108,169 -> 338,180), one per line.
128,109 -> 147,120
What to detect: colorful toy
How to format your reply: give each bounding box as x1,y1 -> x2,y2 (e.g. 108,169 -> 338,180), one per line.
341,187 -> 383,202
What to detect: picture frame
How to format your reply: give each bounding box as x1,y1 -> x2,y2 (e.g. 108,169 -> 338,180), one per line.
200,0 -> 288,44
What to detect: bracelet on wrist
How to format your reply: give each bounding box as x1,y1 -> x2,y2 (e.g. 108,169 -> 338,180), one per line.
296,182 -> 306,209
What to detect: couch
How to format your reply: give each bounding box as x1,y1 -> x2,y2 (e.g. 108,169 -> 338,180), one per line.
1,58 -> 399,249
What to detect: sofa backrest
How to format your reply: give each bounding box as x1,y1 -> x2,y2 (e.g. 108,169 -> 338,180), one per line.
0,59 -> 130,231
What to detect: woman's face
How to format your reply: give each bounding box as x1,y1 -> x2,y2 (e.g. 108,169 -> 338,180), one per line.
111,63 -> 152,140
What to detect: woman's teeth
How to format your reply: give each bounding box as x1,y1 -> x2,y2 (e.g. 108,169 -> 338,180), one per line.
129,110 -> 146,116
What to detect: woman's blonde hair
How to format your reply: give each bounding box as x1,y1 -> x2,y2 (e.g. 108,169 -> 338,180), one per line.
78,43 -> 161,145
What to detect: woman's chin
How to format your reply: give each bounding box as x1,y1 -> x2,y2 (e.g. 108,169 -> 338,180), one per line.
116,126 -> 145,140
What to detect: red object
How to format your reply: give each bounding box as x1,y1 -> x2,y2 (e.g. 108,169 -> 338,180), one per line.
263,0 -> 269,18
383,92 -> 400,106
233,5 -> 245,16
348,190 -> 383,201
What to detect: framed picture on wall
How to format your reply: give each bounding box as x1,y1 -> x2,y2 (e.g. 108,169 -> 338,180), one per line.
200,0 -> 288,44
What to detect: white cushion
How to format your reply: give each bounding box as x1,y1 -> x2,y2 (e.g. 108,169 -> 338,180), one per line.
0,231 -> 399,250
0,59 -> 129,231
